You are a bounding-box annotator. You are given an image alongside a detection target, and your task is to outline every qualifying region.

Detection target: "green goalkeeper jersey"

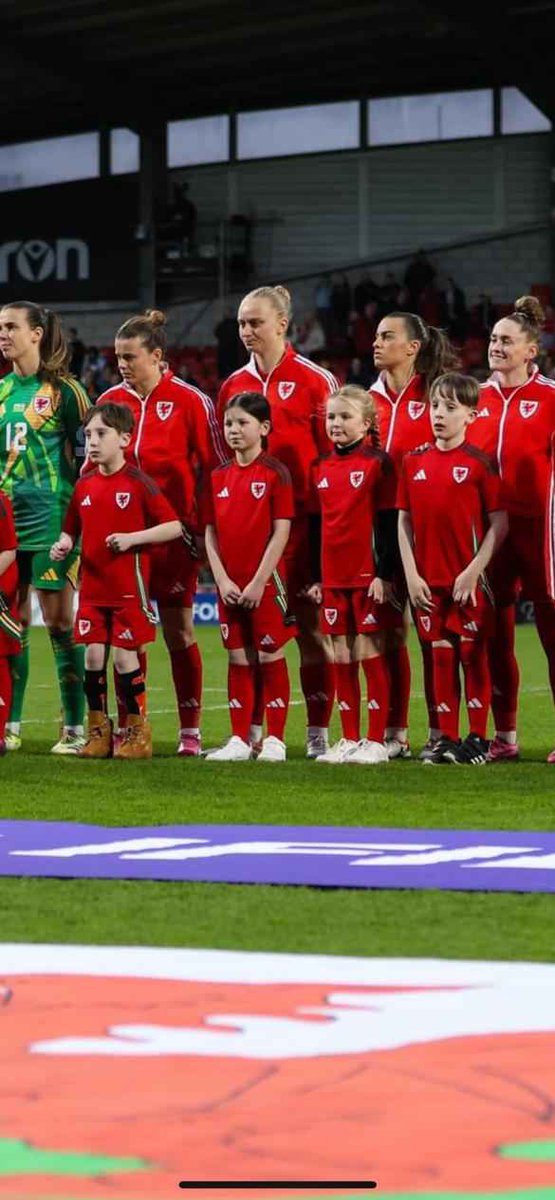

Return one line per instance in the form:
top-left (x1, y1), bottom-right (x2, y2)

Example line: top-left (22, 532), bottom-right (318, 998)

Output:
top-left (0, 371), bottom-right (91, 551)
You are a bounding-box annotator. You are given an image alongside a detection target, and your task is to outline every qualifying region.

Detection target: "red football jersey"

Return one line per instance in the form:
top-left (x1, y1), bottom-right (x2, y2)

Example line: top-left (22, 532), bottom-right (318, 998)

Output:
top-left (370, 372), bottom-right (432, 471)
top-left (311, 443), bottom-right (396, 587)
top-left (467, 366), bottom-right (555, 517)
top-left (63, 464), bottom-right (177, 605)
top-left (0, 489), bottom-right (17, 598)
top-left (98, 371), bottom-right (226, 528)
top-left (218, 344), bottom-right (337, 508)
top-left (397, 442), bottom-right (502, 587)
top-left (207, 453), bottom-right (294, 587)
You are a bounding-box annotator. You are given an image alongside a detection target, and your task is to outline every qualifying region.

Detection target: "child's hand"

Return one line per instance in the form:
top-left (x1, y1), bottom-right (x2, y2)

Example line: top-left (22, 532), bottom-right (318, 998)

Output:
top-left (106, 532), bottom-right (135, 554)
top-left (453, 566), bottom-right (479, 606)
top-left (368, 577), bottom-right (392, 604)
top-left (304, 583), bottom-right (322, 604)
top-left (50, 533), bottom-right (73, 561)
top-left (238, 580), bottom-right (265, 609)
top-left (219, 575), bottom-right (241, 605)
top-left (408, 574), bottom-right (434, 612)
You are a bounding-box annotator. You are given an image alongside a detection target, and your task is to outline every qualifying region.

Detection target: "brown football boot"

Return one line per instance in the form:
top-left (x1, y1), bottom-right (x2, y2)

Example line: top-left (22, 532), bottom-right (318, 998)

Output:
top-left (79, 711), bottom-right (113, 759)
top-left (114, 714), bottom-right (152, 759)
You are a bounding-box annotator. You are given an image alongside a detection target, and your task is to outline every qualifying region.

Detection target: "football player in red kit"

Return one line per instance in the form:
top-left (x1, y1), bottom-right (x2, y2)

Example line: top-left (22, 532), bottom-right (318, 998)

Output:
top-left (468, 295), bottom-right (555, 762)
top-left (98, 309), bottom-right (226, 755)
top-left (52, 405), bottom-right (181, 758)
top-left (398, 374), bottom-right (507, 765)
top-left (205, 392), bottom-right (296, 762)
top-left (371, 312), bottom-right (460, 760)
top-left (0, 490), bottom-right (21, 754)
top-left (307, 386), bottom-right (401, 764)
top-left (218, 285), bottom-right (337, 759)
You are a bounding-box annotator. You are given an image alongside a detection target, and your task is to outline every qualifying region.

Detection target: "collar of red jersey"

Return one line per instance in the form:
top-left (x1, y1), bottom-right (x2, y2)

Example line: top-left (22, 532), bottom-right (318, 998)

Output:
top-left (371, 370), bottom-right (423, 403)
top-left (245, 344), bottom-right (295, 381)
top-left (488, 363), bottom-right (540, 395)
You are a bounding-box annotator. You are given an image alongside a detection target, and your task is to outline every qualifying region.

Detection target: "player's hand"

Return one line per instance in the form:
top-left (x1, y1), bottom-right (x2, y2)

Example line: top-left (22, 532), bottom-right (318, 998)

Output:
top-left (238, 580), bottom-right (265, 609)
top-left (368, 577), bottom-right (392, 604)
top-left (50, 534), bottom-right (73, 561)
top-left (453, 567), bottom-right (479, 607)
top-left (408, 574), bottom-right (434, 612)
top-left (304, 583), bottom-right (322, 604)
top-left (219, 576), bottom-right (241, 605)
top-left (106, 532), bottom-right (135, 554)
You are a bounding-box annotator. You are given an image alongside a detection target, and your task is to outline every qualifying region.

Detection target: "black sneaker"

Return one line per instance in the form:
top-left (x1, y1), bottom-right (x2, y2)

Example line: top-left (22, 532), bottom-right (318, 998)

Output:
top-left (445, 733), bottom-right (489, 765)
top-left (422, 736), bottom-right (461, 764)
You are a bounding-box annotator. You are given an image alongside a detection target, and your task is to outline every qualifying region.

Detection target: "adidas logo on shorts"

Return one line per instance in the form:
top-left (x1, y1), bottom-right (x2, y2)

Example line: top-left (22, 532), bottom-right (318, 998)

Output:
top-left (463, 621), bottom-right (479, 632)
top-left (118, 629), bottom-right (133, 640)
top-left (260, 635), bottom-right (275, 646)
top-left (362, 613), bottom-right (377, 625)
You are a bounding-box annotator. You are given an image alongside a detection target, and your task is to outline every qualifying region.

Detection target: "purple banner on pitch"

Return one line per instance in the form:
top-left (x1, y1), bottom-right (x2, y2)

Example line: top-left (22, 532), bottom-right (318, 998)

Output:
top-left (0, 821), bottom-right (554, 891)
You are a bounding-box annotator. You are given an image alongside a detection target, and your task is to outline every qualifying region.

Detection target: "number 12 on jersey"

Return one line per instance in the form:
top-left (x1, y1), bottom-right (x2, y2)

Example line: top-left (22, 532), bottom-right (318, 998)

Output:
top-left (5, 422), bottom-right (28, 453)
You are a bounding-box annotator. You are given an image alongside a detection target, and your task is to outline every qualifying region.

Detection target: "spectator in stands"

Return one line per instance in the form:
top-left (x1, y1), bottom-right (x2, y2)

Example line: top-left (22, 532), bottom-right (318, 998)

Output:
top-left (379, 271), bottom-right (403, 314)
top-left (82, 346), bottom-right (107, 389)
top-left (474, 293), bottom-right (496, 336)
top-left (330, 274), bottom-right (352, 341)
top-left (346, 354), bottom-right (375, 389)
top-left (168, 181), bottom-right (197, 253)
top-left (418, 281), bottom-right (446, 328)
top-left (177, 359), bottom-right (202, 390)
top-left (315, 276), bottom-right (333, 342)
top-left (296, 312), bottom-right (326, 358)
top-left (404, 249), bottom-right (436, 308)
top-left (97, 364), bottom-right (120, 394)
top-left (68, 327), bottom-right (86, 378)
top-left (441, 276), bottom-right (468, 341)
top-left (354, 274), bottom-right (380, 315)
top-left (82, 368), bottom-right (100, 404)
top-left (214, 307), bottom-right (246, 380)
top-left (541, 303), bottom-right (555, 353)
top-left (349, 300), bottom-right (379, 363)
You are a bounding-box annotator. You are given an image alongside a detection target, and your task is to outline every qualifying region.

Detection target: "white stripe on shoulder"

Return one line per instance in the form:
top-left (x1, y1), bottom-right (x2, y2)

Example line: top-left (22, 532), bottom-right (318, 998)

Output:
top-left (537, 374), bottom-right (555, 389)
top-left (293, 354), bottom-right (338, 391)
top-left (171, 375), bottom-right (226, 461)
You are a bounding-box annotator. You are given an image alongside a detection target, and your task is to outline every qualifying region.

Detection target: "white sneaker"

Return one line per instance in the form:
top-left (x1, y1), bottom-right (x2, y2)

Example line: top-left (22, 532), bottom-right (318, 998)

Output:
top-left (385, 737), bottom-right (412, 760)
top-left (346, 738), bottom-right (389, 765)
top-left (257, 736), bottom-right (287, 762)
top-left (316, 738), bottom-right (358, 763)
top-left (50, 730), bottom-right (87, 755)
top-left (5, 730), bottom-right (22, 752)
top-left (204, 736), bottom-right (252, 762)
top-left (306, 733), bottom-right (329, 759)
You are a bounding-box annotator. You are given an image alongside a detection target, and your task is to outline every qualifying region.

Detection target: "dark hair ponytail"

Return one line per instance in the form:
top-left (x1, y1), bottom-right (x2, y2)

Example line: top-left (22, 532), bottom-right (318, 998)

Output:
top-left (2, 301), bottom-right (69, 383)
top-left (116, 308), bottom-right (168, 354)
top-left (389, 311), bottom-right (460, 392)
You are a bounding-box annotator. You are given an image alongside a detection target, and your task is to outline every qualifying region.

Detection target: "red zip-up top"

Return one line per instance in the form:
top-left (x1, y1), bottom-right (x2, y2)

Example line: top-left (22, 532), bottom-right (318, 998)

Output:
top-left (99, 371), bottom-right (226, 529)
top-left (467, 366), bottom-right (555, 517)
top-left (218, 344), bottom-right (337, 509)
top-left (369, 372), bottom-right (432, 472)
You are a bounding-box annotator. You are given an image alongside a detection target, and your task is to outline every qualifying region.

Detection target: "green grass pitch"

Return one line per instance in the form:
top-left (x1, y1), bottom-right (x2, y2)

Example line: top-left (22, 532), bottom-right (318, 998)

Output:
top-left (1, 625), bottom-right (554, 962)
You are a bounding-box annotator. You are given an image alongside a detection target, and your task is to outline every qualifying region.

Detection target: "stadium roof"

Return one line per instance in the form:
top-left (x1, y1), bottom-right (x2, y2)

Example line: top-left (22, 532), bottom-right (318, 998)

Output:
top-left (2, 0), bottom-right (555, 146)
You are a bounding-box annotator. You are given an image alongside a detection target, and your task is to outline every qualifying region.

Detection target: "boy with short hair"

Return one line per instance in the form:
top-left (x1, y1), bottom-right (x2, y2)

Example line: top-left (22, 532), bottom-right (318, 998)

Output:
top-left (51, 403), bottom-right (181, 759)
top-left (397, 372), bottom-right (508, 764)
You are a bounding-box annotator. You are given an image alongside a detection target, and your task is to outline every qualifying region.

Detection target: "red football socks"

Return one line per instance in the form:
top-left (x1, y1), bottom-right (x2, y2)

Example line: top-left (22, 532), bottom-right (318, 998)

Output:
top-left (385, 645), bottom-right (410, 732)
top-left (431, 645), bottom-right (461, 740)
top-left (421, 640), bottom-right (439, 736)
top-left (361, 653), bottom-right (389, 742)
top-left (488, 605), bottom-right (519, 733)
top-left (228, 663), bottom-right (255, 741)
top-left (170, 643), bottom-right (202, 731)
top-left (460, 639), bottom-right (490, 739)
top-left (261, 658), bottom-right (290, 740)
top-left (334, 661), bottom-right (361, 740)
top-left (534, 601), bottom-right (555, 705)
top-left (300, 661), bottom-right (336, 730)
top-left (0, 657), bottom-right (12, 739)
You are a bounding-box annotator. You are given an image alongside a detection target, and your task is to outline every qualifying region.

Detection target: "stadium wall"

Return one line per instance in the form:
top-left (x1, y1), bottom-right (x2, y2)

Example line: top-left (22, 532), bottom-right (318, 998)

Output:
top-left (53, 133), bottom-right (549, 344)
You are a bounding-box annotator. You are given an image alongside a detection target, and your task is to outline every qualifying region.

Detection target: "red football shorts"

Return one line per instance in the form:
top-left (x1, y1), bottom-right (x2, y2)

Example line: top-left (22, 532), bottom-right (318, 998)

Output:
top-left (414, 585), bottom-right (494, 644)
top-left (491, 513), bottom-right (550, 605)
top-left (320, 586), bottom-right (405, 636)
top-left (74, 602), bottom-right (157, 648)
top-left (149, 538), bottom-right (198, 609)
top-left (218, 576), bottom-right (297, 653)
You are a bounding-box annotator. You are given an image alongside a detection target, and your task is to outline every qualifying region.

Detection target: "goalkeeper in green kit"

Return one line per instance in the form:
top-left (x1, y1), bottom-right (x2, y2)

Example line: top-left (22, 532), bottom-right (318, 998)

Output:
top-left (0, 301), bottom-right (91, 752)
